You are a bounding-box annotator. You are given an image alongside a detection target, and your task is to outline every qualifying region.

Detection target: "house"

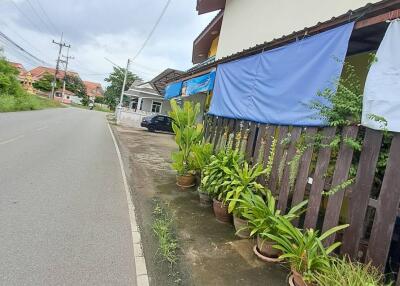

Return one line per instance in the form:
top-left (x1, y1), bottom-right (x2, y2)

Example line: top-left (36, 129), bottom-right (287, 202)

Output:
top-left (117, 68), bottom-right (183, 128)
top-left (165, 0), bottom-right (400, 119)
top-left (30, 66), bottom-right (79, 82)
top-left (83, 81), bottom-right (104, 101)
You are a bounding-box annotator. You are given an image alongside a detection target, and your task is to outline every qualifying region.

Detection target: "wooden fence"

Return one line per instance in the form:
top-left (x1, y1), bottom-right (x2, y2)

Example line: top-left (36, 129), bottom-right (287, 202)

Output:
top-left (204, 115), bottom-right (400, 283)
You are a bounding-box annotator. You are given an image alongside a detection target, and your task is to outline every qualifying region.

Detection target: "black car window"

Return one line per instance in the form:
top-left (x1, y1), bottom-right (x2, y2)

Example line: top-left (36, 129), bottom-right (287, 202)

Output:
top-left (155, 116), bottom-right (165, 122)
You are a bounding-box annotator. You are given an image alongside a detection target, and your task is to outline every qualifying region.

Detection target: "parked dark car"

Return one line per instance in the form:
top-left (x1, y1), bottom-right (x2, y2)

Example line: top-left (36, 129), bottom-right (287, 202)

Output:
top-left (141, 115), bottom-right (174, 133)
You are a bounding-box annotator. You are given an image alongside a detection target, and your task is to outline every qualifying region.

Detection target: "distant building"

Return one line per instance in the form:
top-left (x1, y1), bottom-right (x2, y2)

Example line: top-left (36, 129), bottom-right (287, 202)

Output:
top-left (83, 81), bottom-right (104, 101)
top-left (29, 66), bottom-right (79, 82)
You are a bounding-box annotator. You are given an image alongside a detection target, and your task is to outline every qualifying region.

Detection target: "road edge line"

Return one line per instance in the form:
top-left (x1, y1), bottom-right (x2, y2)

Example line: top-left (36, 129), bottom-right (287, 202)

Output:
top-left (107, 123), bottom-right (149, 286)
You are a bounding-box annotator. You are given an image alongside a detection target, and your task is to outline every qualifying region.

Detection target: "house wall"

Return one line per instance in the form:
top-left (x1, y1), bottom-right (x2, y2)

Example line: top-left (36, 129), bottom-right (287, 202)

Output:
top-left (216, 0), bottom-right (381, 60)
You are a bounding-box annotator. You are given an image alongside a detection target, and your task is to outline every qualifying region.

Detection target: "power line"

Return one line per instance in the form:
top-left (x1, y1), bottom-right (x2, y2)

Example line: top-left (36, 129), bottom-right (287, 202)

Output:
top-left (131, 0), bottom-right (172, 61)
top-left (32, 0), bottom-right (59, 35)
top-left (0, 30), bottom-right (50, 65)
top-left (0, 19), bottom-right (51, 62)
top-left (10, 0), bottom-right (46, 35)
top-left (25, 0), bottom-right (56, 37)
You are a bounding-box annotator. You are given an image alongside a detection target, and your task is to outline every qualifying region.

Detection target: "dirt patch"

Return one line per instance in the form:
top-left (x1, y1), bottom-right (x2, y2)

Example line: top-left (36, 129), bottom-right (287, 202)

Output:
top-left (112, 125), bottom-right (289, 286)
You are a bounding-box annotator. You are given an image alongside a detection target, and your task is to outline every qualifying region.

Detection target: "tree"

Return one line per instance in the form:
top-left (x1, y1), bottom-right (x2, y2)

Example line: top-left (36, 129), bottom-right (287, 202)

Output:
top-left (104, 66), bottom-right (140, 110)
top-left (32, 73), bottom-right (59, 92)
top-left (65, 74), bottom-right (87, 104)
top-left (0, 56), bottom-right (22, 96)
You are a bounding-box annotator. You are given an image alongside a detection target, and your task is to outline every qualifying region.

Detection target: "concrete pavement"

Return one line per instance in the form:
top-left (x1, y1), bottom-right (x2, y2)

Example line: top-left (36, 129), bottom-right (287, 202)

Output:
top-left (0, 108), bottom-right (138, 285)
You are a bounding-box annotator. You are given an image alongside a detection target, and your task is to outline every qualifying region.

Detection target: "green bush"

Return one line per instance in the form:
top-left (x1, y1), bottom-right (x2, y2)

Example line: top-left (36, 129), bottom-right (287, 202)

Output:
top-left (310, 256), bottom-right (389, 286)
top-left (0, 56), bottom-right (61, 112)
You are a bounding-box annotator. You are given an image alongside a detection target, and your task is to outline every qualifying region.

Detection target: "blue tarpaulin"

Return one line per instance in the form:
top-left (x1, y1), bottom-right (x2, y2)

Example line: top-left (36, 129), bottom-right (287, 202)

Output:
top-left (209, 22), bottom-right (355, 126)
top-left (164, 81), bottom-right (183, 100)
top-left (185, 70), bottom-right (216, 96)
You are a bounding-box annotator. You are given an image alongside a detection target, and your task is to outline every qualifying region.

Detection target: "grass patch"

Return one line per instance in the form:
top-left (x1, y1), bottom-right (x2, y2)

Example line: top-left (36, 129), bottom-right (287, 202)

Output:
top-left (152, 203), bottom-right (178, 266)
top-left (0, 94), bottom-right (63, 112)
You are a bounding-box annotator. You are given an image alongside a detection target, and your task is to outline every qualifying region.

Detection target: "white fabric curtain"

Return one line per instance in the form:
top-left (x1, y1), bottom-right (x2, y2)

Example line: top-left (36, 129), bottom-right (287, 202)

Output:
top-left (362, 20), bottom-right (400, 131)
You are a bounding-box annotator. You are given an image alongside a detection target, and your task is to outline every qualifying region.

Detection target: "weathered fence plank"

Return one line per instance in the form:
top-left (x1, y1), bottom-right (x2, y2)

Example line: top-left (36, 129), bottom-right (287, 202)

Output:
top-left (304, 127), bottom-right (337, 230)
top-left (253, 124), bottom-right (266, 163)
top-left (277, 127), bottom-right (303, 211)
top-left (213, 117), bottom-right (224, 151)
top-left (322, 126), bottom-right (359, 246)
top-left (269, 126), bottom-right (289, 195)
top-left (291, 127), bottom-right (318, 227)
top-left (341, 129), bottom-right (383, 258)
top-left (245, 122), bottom-right (257, 161)
top-left (367, 133), bottom-right (400, 269)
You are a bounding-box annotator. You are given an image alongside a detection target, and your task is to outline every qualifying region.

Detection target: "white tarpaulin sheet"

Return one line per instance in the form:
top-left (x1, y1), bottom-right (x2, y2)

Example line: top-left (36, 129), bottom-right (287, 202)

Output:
top-left (362, 20), bottom-right (400, 131)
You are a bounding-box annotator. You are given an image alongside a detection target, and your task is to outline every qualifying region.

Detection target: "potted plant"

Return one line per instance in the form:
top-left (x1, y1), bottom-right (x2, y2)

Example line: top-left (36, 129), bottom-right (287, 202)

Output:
top-left (169, 100), bottom-right (203, 188)
top-left (225, 162), bottom-right (268, 238)
top-left (202, 148), bottom-right (244, 223)
top-left (191, 142), bottom-right (214, 202)
top-left (309, 256), bottom-right (389, 286)
top-left (266, 215), bottom-right (349, 286)
top-left (238, 190), bottom-right (307, 260)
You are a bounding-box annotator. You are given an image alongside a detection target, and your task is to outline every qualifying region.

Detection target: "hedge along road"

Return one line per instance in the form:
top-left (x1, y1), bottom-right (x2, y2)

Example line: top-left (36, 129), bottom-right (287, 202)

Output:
top-left (0, 108), bottom-right (139, 286)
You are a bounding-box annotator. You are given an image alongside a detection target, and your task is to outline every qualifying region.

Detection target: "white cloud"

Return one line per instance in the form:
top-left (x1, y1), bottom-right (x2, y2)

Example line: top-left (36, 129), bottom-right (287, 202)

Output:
top-left (0, 0), bottom-right (217, 86)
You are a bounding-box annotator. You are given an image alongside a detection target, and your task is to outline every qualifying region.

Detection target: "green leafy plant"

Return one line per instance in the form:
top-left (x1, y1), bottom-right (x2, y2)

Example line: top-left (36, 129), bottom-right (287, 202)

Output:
top-left (169, 100), bottom-right (203, 176)
top-left (266, 215), bottom-right (349, 282)
top-left (223, 162), bottom-right (267, 214)
top-left (310, 256), bottom-right (390, 286)
top-left (237, 190), bottom-right (307, 239)
top-left (201, 148), bottom-right (244, 201)
top-left (190, 142), bottom-right (213, 174)
top-left (309, 62), bottom-right (363, 127)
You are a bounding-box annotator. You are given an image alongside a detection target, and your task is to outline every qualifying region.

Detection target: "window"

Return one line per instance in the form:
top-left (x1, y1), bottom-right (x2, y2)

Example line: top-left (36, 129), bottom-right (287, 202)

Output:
top-left (151, 101), bottom-right (162, 113)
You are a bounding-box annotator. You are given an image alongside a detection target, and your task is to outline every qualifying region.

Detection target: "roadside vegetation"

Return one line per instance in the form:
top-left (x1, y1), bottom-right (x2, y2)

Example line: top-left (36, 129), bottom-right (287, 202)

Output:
top-left (0, 55), bottom-right (62, 112)
top-left (152, 201), bottom-right (182, 284)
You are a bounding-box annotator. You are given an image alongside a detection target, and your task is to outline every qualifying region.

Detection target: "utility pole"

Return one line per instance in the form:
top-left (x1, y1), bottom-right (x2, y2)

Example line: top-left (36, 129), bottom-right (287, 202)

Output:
top-left (61, 47), bottom-right (74, 100)
top-left (50, 33), bottom-right (70, 99)
top-left (117, 59), bottom-right (130, 112)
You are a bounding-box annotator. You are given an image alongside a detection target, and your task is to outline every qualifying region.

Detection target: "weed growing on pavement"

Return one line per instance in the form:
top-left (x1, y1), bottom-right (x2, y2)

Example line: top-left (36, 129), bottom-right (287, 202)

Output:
top-left (152, 203), bottom-right (178, 266)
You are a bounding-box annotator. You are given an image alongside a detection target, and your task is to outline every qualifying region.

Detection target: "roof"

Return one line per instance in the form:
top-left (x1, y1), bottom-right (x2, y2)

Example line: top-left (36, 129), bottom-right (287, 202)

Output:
top-left (30, 66), bottom-right (79, 80)
top-left (83, 81), bottom-right (104, 98)
top-left (196, 0), bottom-right (225, 15)
top-left (9, 62), bottom-right (26, 73)
top-left (192, 10), bottom-right (223, 64)
top-left (171, 0), bottom-right (400, 83)
top-left (149, 68), bottom-right (184, 95)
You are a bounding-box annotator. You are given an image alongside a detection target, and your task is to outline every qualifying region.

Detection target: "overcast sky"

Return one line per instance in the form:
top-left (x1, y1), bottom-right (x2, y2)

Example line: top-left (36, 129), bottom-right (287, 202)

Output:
top-left (0, 0), bottom-right (216, 86)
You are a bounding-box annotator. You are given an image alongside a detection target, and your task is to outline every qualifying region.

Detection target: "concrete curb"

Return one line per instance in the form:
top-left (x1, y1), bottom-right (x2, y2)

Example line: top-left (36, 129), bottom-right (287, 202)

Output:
top-left (107, 123), bottom-right (149, 286)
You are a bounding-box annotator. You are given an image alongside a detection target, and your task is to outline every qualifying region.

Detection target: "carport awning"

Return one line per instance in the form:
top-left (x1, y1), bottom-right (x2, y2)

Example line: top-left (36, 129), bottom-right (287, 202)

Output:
top-left (164, 70), bottom-right (216, 100)
top-left (164, 81), bottom-right (183, 100)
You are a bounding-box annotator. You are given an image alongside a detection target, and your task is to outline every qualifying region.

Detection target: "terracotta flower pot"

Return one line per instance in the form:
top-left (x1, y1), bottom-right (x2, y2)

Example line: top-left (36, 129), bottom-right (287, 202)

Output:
top-left (256, 236), bottom-right (281, 258)
top-left (198, 189), bottom-right (212, 207)
top-left (233, 215), bottom-right (251, 238)
top-left (213, 199), bottom-right (232, 224)
top-left (176, 174), bottom-right (195, 189)
top-left (291, 269), bottom-right (310, 286)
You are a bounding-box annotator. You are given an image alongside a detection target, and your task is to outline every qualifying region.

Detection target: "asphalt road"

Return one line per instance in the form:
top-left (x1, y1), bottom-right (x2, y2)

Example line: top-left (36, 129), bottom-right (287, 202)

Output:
top-left (0, 108), bottom-right (137, 286)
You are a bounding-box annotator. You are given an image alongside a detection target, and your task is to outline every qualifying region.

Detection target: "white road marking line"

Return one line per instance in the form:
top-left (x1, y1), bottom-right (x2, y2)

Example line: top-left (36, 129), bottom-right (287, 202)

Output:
top-left (107, 123), bottom-right (149, 286)
top-left (0, 134), bottom-right (25, 145)
top-left (36, 126), bottom-right (48, 131)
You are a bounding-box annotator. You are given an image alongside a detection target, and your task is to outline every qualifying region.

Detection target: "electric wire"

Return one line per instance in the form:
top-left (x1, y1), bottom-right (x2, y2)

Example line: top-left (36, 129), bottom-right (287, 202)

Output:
top-left (25, 0), bottom-right (57, 37)
top-left (32, 0), bottom-right (59, 35)
top-left (131, 0), bottom-right (172, 61)
top-left (0, 30), bottom-right (50, 65)
top-left (10, 0), bottom-right (46, 35)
